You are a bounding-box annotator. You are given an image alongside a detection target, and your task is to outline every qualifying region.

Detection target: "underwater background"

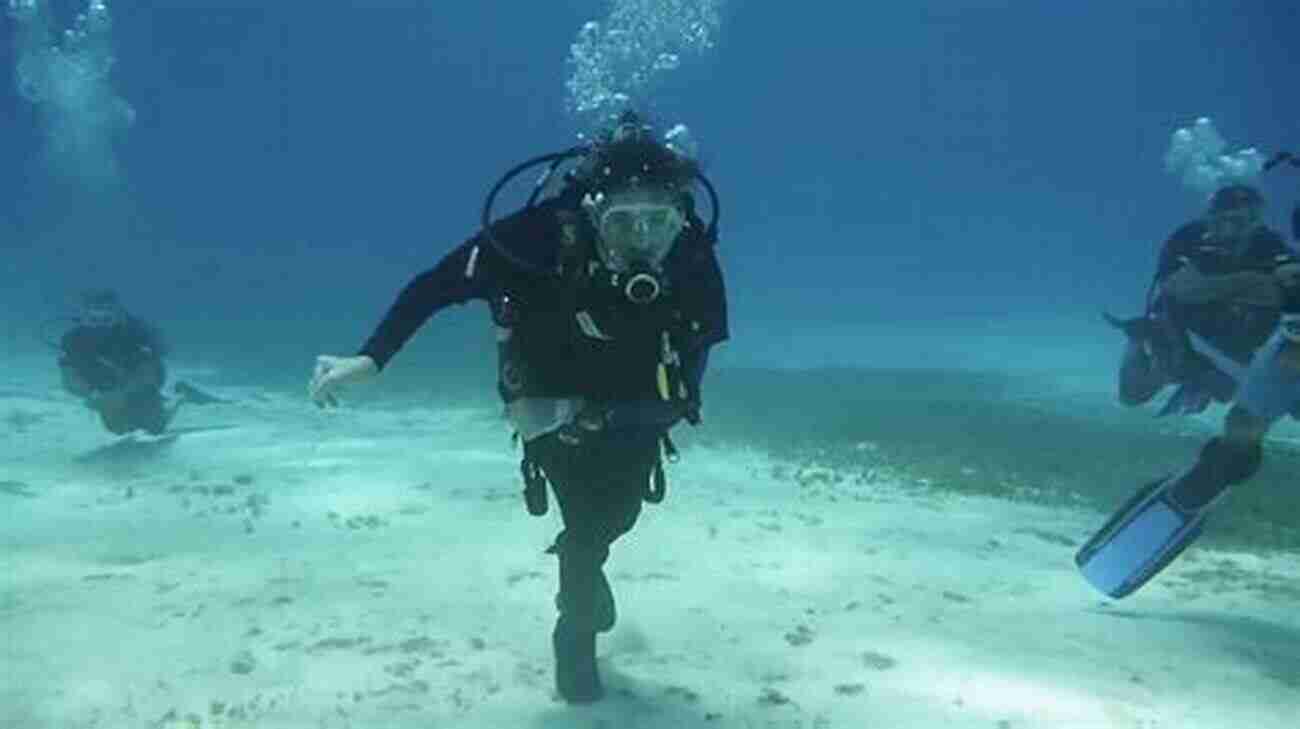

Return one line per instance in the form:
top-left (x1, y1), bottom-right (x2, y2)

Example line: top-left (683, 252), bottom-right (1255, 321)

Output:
top-left (2, 2), bottom-right (1298, 727)
top-left (4, 2), bottom-right (1297, 362)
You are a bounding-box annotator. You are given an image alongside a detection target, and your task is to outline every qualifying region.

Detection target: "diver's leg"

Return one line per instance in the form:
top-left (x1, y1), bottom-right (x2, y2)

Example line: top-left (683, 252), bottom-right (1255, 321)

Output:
top-left (1076, 402), bottom-right (1267, 597)
top-left (98, 405), bottom-right (132, 435)
top-left (92, 392), bottom-right (136, 435)
top-left (1077, 336), bottom-right (1293, 597)
top-left (546, 430), bottom-right (658, 629)
top-left (1167, 409), bottom-right (1264, 511)
top-left (1168, 330), bottom-right (1297, 509)
top-left (530, 430), bottom-right (660, 703)
top-left (528, 434), bottom-right (605, 703)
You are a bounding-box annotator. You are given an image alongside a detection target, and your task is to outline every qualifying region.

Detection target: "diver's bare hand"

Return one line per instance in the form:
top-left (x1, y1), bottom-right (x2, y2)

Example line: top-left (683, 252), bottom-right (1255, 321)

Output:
top-left (309, 355), bottom-right (377, 408)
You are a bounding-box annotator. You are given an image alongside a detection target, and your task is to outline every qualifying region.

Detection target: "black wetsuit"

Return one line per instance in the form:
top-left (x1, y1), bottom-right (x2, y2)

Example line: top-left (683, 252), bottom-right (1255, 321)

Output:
top-left (59, 317), bottom-right (170, 435)
top-left (1153, 222), bottom-right (1291, 363)
top-left (356, 196), bottom-right (728, 700)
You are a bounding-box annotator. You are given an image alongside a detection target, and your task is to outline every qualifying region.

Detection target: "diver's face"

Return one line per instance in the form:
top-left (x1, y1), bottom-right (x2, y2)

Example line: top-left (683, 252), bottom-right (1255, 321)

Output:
top-left (587, 186), bottom-right (686, 271)
top-left (1208, 206), bottom-right (1261, 250)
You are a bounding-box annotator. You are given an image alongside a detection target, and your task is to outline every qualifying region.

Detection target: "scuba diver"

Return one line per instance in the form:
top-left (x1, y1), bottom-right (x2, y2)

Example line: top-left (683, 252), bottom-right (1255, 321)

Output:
top-left (56, 290), bottom-right (181, 436)
top-left (1079, 155), bottom-right (1300, 599)
top-left (1105, 184), bottom-right (1293, 416)
top-left (307, 111), bottom-right (729, 704)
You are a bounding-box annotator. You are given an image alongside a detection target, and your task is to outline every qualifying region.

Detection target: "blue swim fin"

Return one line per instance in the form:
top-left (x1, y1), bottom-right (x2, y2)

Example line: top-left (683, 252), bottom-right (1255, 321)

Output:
top-left (1075, 475), bottom-right (1209, 599)
top-left (1076, 436), bottom-right (1257, 598)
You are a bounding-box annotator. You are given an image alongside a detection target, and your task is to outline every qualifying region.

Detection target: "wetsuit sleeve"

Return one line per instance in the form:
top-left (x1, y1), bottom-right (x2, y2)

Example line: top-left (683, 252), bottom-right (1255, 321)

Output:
top-left (356, 204), bottom-right (561, 370)
top-left (356, 241), bottom-right (492, 370)
top-left (1155, 224), bottom-right (1201, 280)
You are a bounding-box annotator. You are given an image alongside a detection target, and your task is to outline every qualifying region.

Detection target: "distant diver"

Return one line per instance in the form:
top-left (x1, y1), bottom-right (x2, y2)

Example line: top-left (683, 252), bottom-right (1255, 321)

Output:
top-left (1104, 184), bottom-right (1291, 417)
top-left (1081, 178), bottom-right (1300, 598)
top-left (308, 111), bottom-right (729, 704)
top-left (55, 290), bottom-right (221, 436)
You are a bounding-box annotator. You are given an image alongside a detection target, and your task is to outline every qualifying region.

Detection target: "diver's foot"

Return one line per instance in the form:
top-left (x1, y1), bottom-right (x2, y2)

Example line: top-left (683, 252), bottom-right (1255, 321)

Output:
top-left (554, 621), bottom-right (603, 704)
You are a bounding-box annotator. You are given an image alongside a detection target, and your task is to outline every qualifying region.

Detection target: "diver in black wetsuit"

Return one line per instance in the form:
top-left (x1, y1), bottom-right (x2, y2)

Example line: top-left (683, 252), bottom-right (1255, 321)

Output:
top-left (1079, 184), bottom-right (1300, 599)
top-left (58, 290), bottom-right (179, 435)
top-left (308, 112), bottom-right (729, 704)
top-left (1107, 185), bottom-right (1295, 416)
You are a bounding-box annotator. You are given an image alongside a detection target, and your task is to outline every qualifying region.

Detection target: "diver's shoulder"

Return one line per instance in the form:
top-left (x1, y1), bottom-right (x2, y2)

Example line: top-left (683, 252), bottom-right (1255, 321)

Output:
top-left (1251, 226), bottom-right (1288, 247)
top-left (469, 198), bottom-right (573, 277)
top-left (485, 197), bottom-right (571, 240)
top-left (1169, 220), bottom-right (1208, 243)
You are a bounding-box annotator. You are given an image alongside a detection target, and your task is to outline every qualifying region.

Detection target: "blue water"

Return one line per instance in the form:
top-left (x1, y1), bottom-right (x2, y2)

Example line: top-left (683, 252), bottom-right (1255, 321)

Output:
top-left (3, 2), bottom-right (1295, 360)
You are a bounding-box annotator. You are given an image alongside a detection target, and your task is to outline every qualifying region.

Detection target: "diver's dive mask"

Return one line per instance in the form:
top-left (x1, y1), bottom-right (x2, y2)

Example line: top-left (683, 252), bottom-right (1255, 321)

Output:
top-left (598, 201), bottom-right (685, 266)
top-left (583, 190), bottom-right (687, 303)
